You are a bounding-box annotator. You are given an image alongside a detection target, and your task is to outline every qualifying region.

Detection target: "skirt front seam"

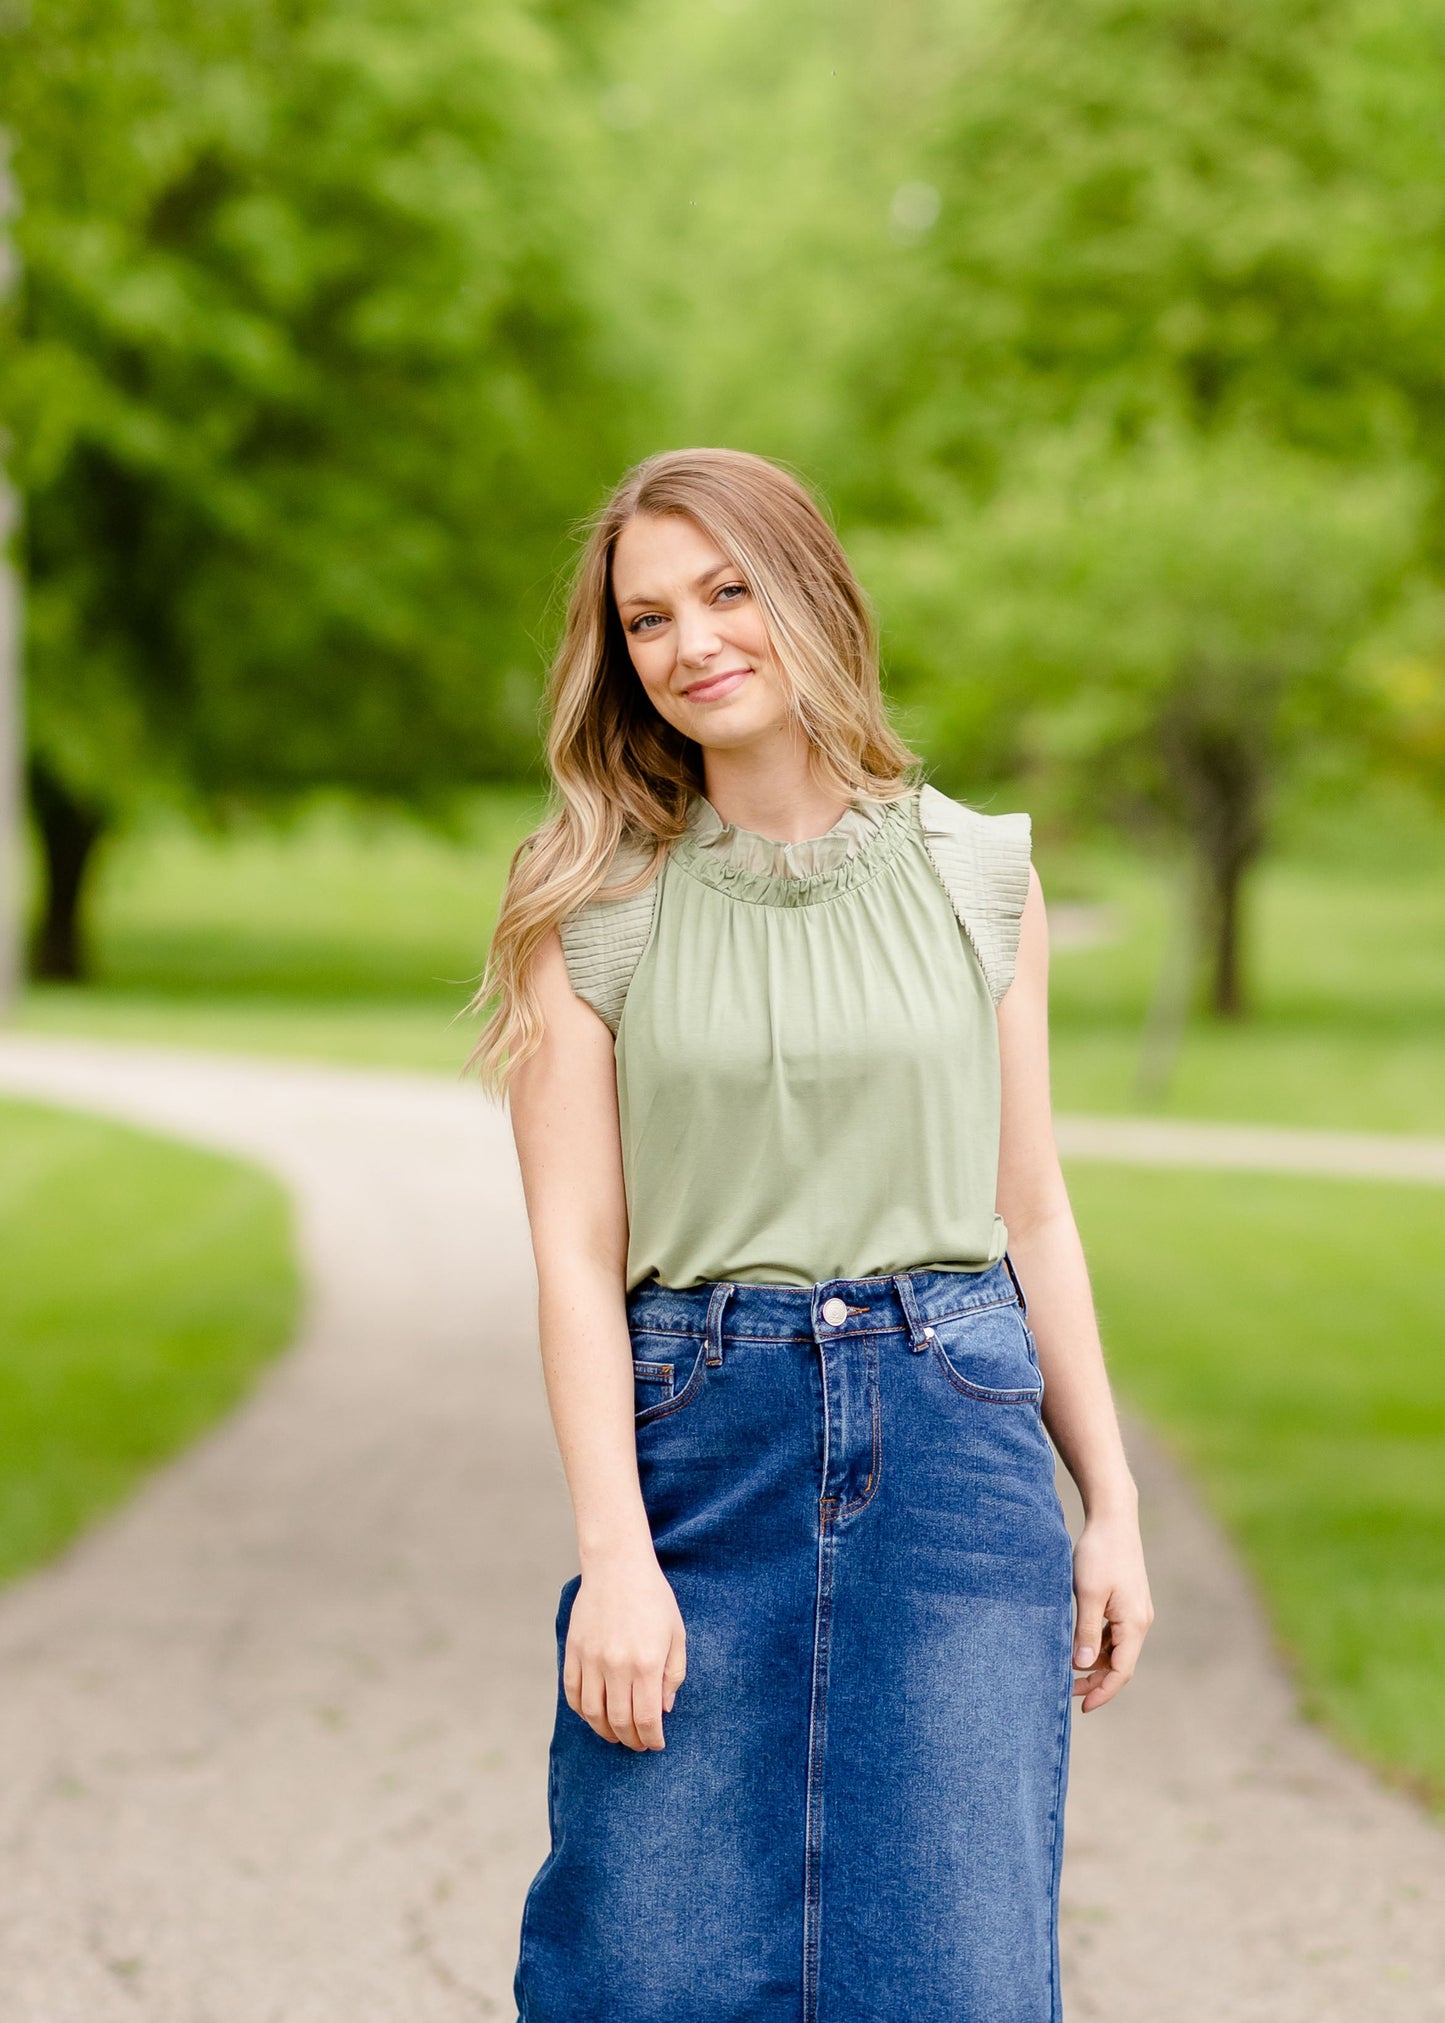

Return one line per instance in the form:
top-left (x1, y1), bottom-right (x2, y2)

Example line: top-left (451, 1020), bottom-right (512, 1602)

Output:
top-left (802, 1513), bottom-right (835, 2023)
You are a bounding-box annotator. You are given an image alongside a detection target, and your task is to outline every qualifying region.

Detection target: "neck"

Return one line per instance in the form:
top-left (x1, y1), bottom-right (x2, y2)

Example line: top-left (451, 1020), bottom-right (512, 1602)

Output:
top-left (700, 729), bottom-right (851, 844)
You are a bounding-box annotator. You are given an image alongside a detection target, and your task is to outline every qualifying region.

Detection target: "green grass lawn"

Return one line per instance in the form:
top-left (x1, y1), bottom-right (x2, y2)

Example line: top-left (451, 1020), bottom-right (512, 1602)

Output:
top-left (0, 1097), bottom-right (301, 1585)
top-left (18, 787), bottom-right (546, 1074)
top-left (16, 779), bottom-right (1444, 1127)
top-left (1069, 1159), bottom-right (1445, 1813)
top-left (1044, 816), bottom-right (1445, 1134)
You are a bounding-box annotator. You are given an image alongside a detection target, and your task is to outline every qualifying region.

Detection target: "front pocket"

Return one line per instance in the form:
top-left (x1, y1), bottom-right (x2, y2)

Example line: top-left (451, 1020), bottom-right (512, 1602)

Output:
top-left (630, 1329), bottom-right (707, 1425)
top-left (926, 1300), bottom-right (1044, 1405)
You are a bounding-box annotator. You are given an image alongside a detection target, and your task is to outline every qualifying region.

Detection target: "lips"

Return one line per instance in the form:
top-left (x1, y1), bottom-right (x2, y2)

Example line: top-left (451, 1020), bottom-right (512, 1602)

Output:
top-left (682, 667), bottom-right (751, 703)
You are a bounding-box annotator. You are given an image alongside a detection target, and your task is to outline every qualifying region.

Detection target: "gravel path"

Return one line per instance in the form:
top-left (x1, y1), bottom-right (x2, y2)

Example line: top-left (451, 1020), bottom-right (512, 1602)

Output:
top-left (0, 1033), bottom-right (1441, 2021)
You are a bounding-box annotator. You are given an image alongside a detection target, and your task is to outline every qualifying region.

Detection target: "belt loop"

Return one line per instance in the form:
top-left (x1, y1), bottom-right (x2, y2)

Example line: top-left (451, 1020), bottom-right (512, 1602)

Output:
top-left (1001, 1250), bottom-right (1029, 1320)
top-left (892, 1272), bottom-right (932, 1354)
top-left (705, 1282), bottom-right (733, 1367)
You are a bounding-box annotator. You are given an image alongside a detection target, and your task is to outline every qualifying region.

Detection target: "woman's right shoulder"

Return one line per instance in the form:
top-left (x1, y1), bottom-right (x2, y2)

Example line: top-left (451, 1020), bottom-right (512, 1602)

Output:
top-left (557, 829), bottom-right (666, 1036)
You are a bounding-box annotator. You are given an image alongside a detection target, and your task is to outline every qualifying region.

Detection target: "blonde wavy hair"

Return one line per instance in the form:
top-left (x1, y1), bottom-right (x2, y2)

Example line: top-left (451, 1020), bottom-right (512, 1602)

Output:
top-left (467, 447), bottom-right (922, 1096)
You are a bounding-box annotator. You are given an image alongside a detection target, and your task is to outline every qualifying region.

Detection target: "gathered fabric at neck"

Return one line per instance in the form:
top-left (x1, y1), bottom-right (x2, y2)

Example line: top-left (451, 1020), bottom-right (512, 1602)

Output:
top-left (674, 791), bottom-right (909, 906)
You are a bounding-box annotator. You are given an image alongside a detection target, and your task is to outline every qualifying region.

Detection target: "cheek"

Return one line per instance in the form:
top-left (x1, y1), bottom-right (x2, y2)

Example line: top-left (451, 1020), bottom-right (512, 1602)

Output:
top-left (733, 604), bottom-right (773, 660)
top-left (626, 632), bottom-right (672, 689)
top-left (628, 643), bottom-right (685, 721)
top-left (748, 666), bottom-right (793, 727)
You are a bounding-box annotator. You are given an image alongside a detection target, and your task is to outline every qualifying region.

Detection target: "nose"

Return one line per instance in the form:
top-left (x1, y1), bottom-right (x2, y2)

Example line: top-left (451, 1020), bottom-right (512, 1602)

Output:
top-left (675, 603), bottom-right (723, 668)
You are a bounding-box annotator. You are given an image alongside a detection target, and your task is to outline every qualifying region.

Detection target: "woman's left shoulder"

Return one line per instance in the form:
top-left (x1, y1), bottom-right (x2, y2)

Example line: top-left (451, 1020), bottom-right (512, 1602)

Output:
top-left (914, 782), bottom-right (1033, 1004)
top-left (916, 780), bottom-right (1031, 852)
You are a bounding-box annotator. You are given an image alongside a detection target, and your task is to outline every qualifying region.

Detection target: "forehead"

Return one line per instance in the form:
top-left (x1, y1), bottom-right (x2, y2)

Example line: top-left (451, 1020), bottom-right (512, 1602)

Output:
top-left (612, 512), bottom-right (733, 601)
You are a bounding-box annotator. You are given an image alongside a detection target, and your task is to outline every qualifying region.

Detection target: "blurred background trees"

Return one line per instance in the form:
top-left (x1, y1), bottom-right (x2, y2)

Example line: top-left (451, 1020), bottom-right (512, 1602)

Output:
top-left (2, 0), bottom-right (619, 978)
top-left (844, 0), bottom-right (1445, 1012)
top-left (3, 0), bottom-right (1445, 1815)
top-left (3, 0), bottom-right (1444, 1000)
top-left (859, 435), bottom-right (1420, 1016)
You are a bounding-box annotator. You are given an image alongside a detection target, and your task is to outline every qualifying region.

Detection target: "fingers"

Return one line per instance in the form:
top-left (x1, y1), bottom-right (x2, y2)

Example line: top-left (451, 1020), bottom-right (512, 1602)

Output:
top-left (606, 1668), bottom-right (645, 1752)
top-left (633, 1672), bottom-right (666, 1752)
top-left (574, 1662), bottom-right (621, 1746)
top-left (1071, 1616), bottom-right (1115, 1709)
top-left (567, 1648), bottom-right (676, 1751)
top-left (1073, 1607), bottom-right (1154, 1713)
top-left (1073, 1587), bottom-right (1107, 1678)
top-left (662, 1631), bottom-right (687, 1715)
top-left (565, 1638), bottom-right (621, 1746)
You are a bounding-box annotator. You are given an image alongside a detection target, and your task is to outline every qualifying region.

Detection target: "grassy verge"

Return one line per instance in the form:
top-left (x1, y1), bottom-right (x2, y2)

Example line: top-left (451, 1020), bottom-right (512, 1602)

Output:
top-left (1068, 1159), bottom-right (1445, 1813)
top-left (21, 991), bottom-right (476, 1073)
top-left (1044, 809), bottom-right (1445, 1134)
top-left (15, 782), bottom-right (1445, 1130)
top-left (0, 1097), bottom-right (301, 1585)
top-left (18, 787), bottom-right (544, 1076)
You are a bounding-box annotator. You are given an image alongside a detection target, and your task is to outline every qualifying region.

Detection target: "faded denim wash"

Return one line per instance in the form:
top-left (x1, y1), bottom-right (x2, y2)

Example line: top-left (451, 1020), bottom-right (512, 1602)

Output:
top-left (514, 1257), bottom-right (1075, 2023)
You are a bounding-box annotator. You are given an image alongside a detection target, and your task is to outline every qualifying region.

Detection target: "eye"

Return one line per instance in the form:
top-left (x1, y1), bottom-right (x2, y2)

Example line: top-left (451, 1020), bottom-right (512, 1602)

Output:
top-left (627, 612), bottom-right (666, 634)
top-left (715, 581), bottom-right (748, 603)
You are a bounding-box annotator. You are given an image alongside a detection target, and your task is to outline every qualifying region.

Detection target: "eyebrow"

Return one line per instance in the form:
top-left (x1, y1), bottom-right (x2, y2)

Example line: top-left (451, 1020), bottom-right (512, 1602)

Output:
top-left (614, 561), bottom-right (736, 611)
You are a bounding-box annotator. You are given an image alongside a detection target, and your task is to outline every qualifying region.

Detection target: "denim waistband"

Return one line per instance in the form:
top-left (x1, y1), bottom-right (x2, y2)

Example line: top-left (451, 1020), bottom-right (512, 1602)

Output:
top-left (626, 1254), bottom-right (1026, 1344)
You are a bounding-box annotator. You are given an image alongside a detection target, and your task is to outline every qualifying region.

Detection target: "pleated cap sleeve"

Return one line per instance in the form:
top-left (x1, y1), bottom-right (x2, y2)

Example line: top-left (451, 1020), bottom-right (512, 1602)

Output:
top-left (916, 783), bottom-right (1033, 1004)
top-left (557, 832), bottom-right (663, 1036)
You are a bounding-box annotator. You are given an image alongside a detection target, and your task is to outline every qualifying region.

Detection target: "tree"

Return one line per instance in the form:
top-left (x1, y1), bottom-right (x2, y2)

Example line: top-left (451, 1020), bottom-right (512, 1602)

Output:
top-left (853, 0), bottom-right (1445, 513)
top-left (1, 0), bottom-right (620, 977)
top-left (859, 431), bottom-right (1421, 1014)
top-left (828, 0), bottom-right (1445, 1017)
top-left (0, 143), bottom-right (19, 1012)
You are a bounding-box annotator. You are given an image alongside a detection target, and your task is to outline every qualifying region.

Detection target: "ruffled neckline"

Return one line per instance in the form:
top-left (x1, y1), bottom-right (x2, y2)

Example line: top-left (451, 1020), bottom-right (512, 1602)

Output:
top-left (673, 789), bottom-right (914, 906)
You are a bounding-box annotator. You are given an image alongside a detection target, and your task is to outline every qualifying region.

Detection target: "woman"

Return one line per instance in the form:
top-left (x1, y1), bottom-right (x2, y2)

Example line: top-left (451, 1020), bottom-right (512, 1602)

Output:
top-left (472, 447), bottom-right (1153, 2023)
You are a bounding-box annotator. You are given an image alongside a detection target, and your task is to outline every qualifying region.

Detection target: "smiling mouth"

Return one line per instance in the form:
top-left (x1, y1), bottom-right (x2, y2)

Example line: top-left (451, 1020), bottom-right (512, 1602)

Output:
top-left (682, 667), bottom-right (752, 700)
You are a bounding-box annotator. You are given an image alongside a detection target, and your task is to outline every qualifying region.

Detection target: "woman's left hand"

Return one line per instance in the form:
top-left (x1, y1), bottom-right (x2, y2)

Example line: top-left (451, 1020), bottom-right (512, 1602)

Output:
top-left (1071, 1510), bottom-right (1154, 1713)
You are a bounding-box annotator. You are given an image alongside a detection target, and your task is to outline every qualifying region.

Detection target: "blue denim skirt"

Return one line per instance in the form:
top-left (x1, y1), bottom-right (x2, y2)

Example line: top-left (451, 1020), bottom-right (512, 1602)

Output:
top-left (514, 1257), bottom-right (1075, 2023)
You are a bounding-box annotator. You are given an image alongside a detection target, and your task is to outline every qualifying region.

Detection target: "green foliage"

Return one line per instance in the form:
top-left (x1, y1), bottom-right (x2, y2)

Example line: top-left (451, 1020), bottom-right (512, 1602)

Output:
top-left (860, 435), bottom-right (1422, 1015)
top-left (864, 430), bottom-right (1420, 816)
top-left (0, 1095), bottom-right (299, 1581)
top-left (562, 0), bottom-right (1445, 980)
top-left (1072, 1161), bottom-right (1445, 1811)
top-left (7, 0), bottom-right (1445, 997)
top-left (2, 0), bottom-right (617, 813)
top-left (568, 0), bottom-right (963, 485)
top-left (865, 0), bottom-right (1445, 502)
top-left (830, 0), bottom-right (1445, 1007)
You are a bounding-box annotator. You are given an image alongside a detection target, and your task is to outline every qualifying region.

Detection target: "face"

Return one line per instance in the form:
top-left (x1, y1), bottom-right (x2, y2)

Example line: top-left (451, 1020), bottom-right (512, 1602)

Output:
top-left (610, 512), bottom-right (793, 752)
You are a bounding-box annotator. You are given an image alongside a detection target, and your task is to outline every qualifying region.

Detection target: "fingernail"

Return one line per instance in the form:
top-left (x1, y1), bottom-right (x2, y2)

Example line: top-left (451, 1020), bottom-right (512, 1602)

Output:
top-left (1076, 1648), bottom-right (1095, 1666)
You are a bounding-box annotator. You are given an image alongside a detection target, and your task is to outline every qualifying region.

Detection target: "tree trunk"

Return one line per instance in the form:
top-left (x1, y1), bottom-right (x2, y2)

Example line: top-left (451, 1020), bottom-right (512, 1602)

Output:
top-left (1158, 689), bottom-right (1267, 1021)
top-left (27, 759), bottom-right (108, 982)
top-left (1197, 844), bottom-right (1249, 1019)
top-left (0, 490), bottom-right (20, 1015)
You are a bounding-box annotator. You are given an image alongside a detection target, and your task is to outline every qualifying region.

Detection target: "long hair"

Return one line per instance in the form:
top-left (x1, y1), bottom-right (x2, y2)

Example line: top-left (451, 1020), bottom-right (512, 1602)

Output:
top-left (467, 447), bottom-right (922, 1095)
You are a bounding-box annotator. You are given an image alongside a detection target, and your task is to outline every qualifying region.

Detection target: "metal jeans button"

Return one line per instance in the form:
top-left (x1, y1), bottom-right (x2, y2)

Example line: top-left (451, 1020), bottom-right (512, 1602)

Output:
top-left (821, 1296), bottom-right (849, 1326)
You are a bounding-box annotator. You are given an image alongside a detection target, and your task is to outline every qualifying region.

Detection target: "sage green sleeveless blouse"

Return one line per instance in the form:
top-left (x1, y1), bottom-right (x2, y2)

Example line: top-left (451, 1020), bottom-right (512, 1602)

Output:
top-left (561, 785), bottom-right (1031, 1292)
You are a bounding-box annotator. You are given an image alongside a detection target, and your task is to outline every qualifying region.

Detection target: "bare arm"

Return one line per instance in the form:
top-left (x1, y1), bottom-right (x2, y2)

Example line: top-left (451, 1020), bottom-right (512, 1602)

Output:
top-left (506, 928), bottom-right (685, 1752)
top-left (995, 867), bottom-right (1154, 1711)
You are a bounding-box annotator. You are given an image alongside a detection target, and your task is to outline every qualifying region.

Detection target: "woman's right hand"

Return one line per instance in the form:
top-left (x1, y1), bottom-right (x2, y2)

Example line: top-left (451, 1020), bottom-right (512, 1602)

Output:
top-left (563, 1551), bottom-right (688, 1751)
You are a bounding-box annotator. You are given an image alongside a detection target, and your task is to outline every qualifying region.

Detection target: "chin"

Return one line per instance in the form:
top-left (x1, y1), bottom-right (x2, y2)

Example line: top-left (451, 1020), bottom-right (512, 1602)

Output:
top-left (692, 716), bottom-right (785, 752)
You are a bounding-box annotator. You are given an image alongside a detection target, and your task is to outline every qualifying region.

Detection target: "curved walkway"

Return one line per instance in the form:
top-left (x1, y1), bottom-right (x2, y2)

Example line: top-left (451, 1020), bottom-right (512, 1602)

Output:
top-left (0, 1033), bottom-right (1441, 2021)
